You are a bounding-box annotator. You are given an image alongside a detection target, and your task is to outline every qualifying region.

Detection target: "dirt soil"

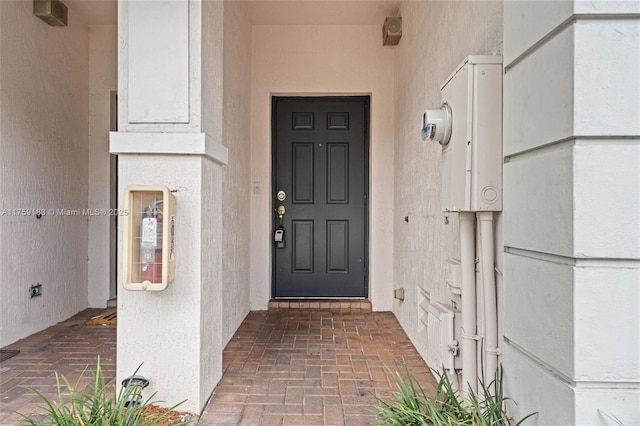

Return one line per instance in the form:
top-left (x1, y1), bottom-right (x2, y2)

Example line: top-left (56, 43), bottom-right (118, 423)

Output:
top-left (140, 405), bottom-right (197, 425)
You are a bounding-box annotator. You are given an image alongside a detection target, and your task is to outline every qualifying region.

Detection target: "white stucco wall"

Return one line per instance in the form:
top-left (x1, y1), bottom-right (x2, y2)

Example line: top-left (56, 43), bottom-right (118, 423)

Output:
top-left (0, 0), bottom-right (3, 338)
top-left (114, 0), bottom-right (226, 413)
top-left (202, 0), bottom-right (223, 144)
top-left (221, 1), bottom-right (252, 345)
top-left (117, 0), bottom-right (203, 134)
top-left (503, 1), bottom-right (640, 424)
top-left (0, 1), bottom-right (90, 346)
top-left (250, 25), bottom-right (395, 311)
top-left (87, 24), bottom-right (117, 308)
top-left (115, 155), bottom-right (223, 413)
top-left (392, 0), bottom-right (502, 363)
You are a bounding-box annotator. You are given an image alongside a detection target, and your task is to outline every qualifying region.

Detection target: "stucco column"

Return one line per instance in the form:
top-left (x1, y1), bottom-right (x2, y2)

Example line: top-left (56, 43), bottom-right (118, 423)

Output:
top-left (503, 1), bottom-right (640, 424)
top-left (109, 0), bottom-right (226, 413)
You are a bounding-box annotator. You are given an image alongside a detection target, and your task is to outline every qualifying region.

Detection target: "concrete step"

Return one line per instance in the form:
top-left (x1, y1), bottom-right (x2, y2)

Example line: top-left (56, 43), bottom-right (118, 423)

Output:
top-left (268, 299), bottom-right (371, 313)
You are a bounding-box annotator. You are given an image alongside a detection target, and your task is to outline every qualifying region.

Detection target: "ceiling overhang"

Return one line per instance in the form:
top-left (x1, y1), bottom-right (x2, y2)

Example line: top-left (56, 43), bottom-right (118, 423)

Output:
top-left (64, 0), bottom-right (401, 27)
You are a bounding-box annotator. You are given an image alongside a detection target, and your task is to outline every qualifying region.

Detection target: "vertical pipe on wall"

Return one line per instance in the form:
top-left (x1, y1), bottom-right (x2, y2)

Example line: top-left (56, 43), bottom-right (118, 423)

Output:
top-left (475, 224), bottom-right (485, 382)
top-left (459, 212), bottom-right (477, 393)
top-left (477, 211), bottom-right (498, 383)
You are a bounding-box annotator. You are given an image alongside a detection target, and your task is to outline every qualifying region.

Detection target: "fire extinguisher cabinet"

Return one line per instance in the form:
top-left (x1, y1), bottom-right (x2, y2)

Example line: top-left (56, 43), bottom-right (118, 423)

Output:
top-left (123, 185), bottom-right (176, 291)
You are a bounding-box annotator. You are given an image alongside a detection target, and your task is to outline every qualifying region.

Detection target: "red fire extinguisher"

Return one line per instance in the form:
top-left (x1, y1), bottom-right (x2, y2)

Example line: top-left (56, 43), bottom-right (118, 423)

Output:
top-left (140, 199), bottom-right (163, 283)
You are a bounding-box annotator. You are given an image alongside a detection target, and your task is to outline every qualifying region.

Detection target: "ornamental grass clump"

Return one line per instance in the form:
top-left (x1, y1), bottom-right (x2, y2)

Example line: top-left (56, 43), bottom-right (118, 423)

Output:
top-left (19, 360), bottom-right (194, 426)
top-left (373, 364), bottom-right (536, 426)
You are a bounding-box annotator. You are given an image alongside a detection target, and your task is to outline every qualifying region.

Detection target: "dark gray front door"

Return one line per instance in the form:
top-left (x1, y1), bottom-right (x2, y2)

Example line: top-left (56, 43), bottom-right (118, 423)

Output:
top-left (273, 97), bottom-right (369, 297)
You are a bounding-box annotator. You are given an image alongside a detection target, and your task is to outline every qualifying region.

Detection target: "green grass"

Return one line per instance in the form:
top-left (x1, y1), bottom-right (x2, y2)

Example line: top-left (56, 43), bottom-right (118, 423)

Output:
top-left (19, 359), bottom-right (193, 426)
top-left (372, 364), bottom-right (536, 426)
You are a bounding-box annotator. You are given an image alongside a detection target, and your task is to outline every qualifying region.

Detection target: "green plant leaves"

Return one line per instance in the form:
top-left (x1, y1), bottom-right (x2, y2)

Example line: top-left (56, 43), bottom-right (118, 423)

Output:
top-left (18, 358), bottom-right (193, 426)
top-left (372, 364), bottom-right (536, 426)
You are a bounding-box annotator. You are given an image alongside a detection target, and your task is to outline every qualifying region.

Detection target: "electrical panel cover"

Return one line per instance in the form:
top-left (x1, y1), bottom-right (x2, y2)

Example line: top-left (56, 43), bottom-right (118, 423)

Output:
top-left (440, 56), bottom-right (502, 212)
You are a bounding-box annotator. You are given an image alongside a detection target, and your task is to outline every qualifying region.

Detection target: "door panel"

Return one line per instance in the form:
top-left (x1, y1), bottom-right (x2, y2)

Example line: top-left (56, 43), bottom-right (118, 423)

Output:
top-left (327, 220), bottom-right (349, 273)
top-left (327, 143), bottom-right (349, 203)
top-left (293, 143), bottom-right (314, 203)
top-left (292, 220), bottom-right (314, 273)
top-left (273, 97), bottom-right (368, 298)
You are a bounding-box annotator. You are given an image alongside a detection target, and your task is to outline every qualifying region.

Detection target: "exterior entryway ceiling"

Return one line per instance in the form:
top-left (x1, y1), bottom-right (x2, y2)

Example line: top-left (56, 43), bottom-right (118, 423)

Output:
top-left (66, 0), bottom-right (117, 25)
top-left (246, 0), bottom-right (401, 25)
top-left (66, 0), bottom-right (401, 27)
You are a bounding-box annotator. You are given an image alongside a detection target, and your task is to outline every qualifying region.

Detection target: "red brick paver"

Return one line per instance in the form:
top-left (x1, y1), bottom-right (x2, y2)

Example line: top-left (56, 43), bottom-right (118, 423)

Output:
top-left (0, 309), bottom-right (436, 425)
top-left (0, 309), bottom-right (116, 425)
top-left (199, 310), bottom-right (436, 425)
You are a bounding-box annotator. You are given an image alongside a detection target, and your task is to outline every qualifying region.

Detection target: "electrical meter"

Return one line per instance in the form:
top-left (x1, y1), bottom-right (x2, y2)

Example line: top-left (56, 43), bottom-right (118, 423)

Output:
top-left (421, 103), bottom-right (452, 145)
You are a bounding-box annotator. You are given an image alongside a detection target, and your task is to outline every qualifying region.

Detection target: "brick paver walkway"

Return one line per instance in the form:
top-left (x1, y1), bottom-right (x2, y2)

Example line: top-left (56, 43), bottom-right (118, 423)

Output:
top-left (1, 309), bottom-right (435, 425)
top-left (199, 310), bottom-right (436, 425)
top-left (0, 309), bottom-right (116, 425)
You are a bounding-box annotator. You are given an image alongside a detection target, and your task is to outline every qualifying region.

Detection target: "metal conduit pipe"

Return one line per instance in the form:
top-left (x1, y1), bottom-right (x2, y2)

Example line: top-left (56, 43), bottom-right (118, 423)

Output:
top-left (478, 211), bottom-right (498, 383)
top-left (459, 212), bottom-right (477, 393)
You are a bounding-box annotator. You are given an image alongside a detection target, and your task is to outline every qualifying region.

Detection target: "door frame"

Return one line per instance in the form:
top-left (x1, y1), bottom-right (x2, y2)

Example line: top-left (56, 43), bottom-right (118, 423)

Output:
top-left (109, 90), bottom-right (118, 300)
top-left (270, 95), bottom-right (370, 298)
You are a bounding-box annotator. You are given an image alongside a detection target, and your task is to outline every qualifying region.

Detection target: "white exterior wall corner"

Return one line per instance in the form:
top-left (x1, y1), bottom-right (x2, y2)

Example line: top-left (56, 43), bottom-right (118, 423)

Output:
top-left (503, 1), bottom-right (640, 424)
top-left (392, 0), bottom-right (502, 359)
top-left (115, 0), bottom-right (225, 413)
top-left (88, 24), bottom-right (118, 308)
top-left (199, 157), bottom-right (224, 406)
top-left (0, 0), bottom-right (3, 339)
top-left (502, 342), bottom-right (576, 426)
top-left (117, 0), bottom-right (203, 134)
top-left (503, 24), bottom-right (574, 157)
top-left (503, 147), bottom-right (574, 256)
top-left (573, 266), bottom-right (640, 381)
top-left (506, 343), bottom-right (640, 424)
top-left (503, 253), bottom-right (574, 376)
top-left (116, 156), bottom-right (223, 413)
top-left (573, 20), bottom-right (640, 137)
top-left (0, 0), bottom-right (90, 346)
top-left (573, 142), bottom-right (640, 258)
top-left (202, 0), bottom-right (223, 143)
top-left (220, 1), bottom-right (252, 345)
top-left (249, 25), bottom-right (395, 311)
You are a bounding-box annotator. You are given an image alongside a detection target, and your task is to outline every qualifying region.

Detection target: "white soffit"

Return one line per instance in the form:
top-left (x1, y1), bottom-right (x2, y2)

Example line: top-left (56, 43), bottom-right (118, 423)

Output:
top-left (66, 0), bottom-right (117, 25)
top-left (246, 0), bottom-right (402, 25)
top-left (64, 0), bottom-right (401, 27)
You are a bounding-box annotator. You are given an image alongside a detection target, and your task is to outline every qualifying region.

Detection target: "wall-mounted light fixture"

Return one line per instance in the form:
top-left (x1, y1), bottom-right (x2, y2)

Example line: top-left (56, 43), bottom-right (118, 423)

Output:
top-left (34, 0), bottom-right (68, 26)
top-left (382, 17), bottom-right (402, 46)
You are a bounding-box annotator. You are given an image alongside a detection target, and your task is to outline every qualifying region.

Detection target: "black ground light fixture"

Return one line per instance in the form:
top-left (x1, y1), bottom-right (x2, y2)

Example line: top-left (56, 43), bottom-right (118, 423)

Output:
top-left (121, 375), bottom-right (150, 407)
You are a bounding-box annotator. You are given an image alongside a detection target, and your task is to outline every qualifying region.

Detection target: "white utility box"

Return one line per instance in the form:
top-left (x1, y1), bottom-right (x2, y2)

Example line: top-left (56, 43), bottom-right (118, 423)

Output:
top-left (440, 56), bottom-right (502, 212)
top-left (426, 302), bottom-right (462, 373)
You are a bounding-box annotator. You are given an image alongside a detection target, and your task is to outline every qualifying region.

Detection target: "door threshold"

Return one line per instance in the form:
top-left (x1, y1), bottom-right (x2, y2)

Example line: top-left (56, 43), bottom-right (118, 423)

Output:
top-left (268, 299), bottom-right (371, 313)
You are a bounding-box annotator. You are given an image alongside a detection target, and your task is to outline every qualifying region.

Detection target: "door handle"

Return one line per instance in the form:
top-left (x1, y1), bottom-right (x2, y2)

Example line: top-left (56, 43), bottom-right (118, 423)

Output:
top-left (276, 204), bottom-right (286, 227)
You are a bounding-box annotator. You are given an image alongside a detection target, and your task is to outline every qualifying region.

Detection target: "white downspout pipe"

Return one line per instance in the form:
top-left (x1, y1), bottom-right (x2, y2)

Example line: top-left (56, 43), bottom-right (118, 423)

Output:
top-left (459, 212), bottom-right (477, 393)
top-left (477, 211), bottom-right (498, 383)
